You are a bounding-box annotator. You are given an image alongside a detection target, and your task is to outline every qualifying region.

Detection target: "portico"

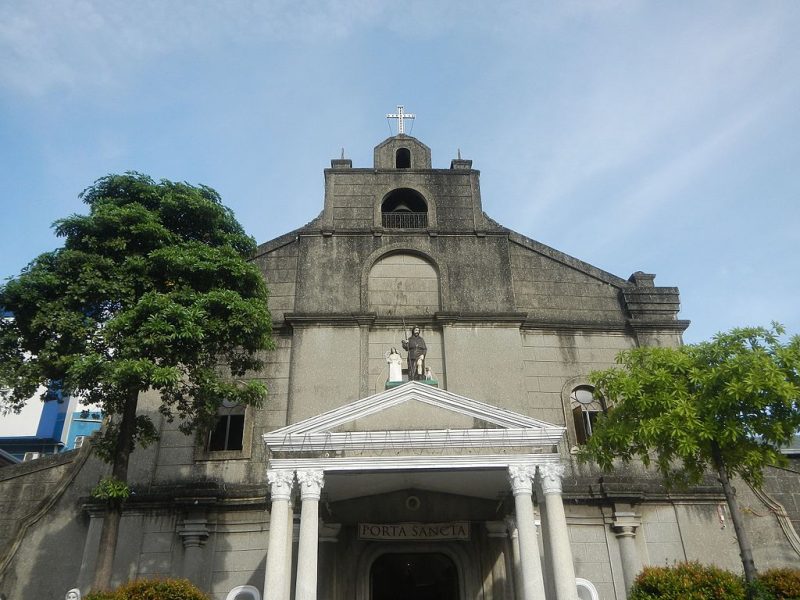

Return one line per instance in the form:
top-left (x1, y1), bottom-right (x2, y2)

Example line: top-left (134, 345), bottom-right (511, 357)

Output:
top-left (262, 382), bottom-right (578, 600)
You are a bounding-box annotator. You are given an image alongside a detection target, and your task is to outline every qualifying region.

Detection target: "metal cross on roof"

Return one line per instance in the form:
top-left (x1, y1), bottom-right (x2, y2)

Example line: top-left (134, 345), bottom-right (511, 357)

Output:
top-left (386, 105), bottom-right (415, 135)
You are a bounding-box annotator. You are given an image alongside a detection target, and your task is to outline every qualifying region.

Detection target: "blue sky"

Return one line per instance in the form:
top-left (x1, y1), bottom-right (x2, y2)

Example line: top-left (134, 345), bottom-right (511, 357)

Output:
top-left (1, 0), bottom-right (798, 344)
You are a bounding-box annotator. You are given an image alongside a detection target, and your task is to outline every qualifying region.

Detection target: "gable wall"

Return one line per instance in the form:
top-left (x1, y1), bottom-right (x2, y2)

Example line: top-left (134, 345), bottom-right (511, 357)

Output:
top-left (253, 240), bottom-right (298, 323)
top-left (509, 241), bottom-right (626, 323)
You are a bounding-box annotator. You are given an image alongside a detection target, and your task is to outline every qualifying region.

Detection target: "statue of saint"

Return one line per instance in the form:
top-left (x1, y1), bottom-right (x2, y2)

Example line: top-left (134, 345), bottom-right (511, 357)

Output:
top-left (65, 589), bottom-right (81, 600)
top-left (401, 326), bottom-right (427, 381)
top-left (385, 347), bottom-right (403, 382)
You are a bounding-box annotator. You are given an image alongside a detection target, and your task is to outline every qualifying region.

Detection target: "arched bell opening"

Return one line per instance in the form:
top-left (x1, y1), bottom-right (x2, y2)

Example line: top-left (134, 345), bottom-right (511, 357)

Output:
top-left (381, 188), bottom-right (428, 229)
top-left (395, 147), bottom-right (411, 168)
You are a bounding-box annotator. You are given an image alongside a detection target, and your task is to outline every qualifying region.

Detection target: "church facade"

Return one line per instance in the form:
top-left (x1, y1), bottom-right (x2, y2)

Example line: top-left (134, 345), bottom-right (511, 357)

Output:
top-left (1, 132), bottom-right (799, 600)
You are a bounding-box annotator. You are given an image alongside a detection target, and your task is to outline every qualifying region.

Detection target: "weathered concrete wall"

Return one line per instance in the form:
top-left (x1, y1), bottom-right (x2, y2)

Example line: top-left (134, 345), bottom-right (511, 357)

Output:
top-left (0, 445), bottom-right (108, 598)
top-left (253, 233), bottom-right (299, 324)
top-left (762, 458), bottom-right (800, 536)
top-left (287, 325), bottom-right (361, 422)
top-left (522, 330), bottom-right (638, 440)
top-left (0, 449), bottom-right (83, 556)
top-left (443, 324), bottom-right (528, 415)
top-left (206, 509), bottom-right (268, 600)
top-left (509, 241), bottom-right (626, 324)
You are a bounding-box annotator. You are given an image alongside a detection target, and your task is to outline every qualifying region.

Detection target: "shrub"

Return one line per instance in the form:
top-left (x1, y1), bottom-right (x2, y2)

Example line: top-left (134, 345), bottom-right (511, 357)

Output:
top-left (629, 561), bottom-right (746, 600)
top-left (758, 568), bottom-right (800, 600)
top-left (85, 578), bottom-right (210, 600)
top-left (85, 593), bottom-right (115, 600)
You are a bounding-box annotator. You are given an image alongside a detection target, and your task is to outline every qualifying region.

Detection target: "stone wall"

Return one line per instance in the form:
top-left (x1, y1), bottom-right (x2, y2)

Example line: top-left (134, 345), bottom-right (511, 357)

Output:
top-left (762, 457), bottom-right (800, 537)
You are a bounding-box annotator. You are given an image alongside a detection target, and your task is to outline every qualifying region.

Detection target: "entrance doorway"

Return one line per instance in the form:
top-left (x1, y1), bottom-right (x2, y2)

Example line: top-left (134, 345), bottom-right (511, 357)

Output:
top-left (370, 552), bottom-right (459, 600)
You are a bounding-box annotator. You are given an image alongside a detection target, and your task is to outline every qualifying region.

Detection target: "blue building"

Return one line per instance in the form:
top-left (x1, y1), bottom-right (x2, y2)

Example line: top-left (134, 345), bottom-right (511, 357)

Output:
top-left (0, 381), bottom-right (102, 461)
top-left (64, 408), bottom-right (103, 450)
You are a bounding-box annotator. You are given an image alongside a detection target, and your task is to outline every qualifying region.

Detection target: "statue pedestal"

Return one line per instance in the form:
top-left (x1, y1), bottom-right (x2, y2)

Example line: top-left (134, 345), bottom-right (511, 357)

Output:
top-left (385, 379), bottom-right (438, 390)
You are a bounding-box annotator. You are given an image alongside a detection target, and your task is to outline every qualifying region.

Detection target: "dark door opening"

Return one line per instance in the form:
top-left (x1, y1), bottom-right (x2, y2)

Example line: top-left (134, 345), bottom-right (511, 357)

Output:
top-left (370, 552), bottom-right (459, 600)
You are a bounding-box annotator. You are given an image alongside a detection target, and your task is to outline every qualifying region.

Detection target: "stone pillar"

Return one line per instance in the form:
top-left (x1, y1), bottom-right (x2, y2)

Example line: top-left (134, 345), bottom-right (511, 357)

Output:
top-left (508, 465), bottom-right (546, 600)
top-left (538, 464), bottom-right (577, 600)
top-left (77, 508), bottom-right (104, 593)
top-left (613, 509), bottom-right (642, 594)
top-left (264, 469), bottom-right (294, 600)
top-left (505, 517), bottom-right (523, 600)
top-left (485, 521), bottom-right (513, 600)
top-left (177, 511), bottom-right (210, 584)
top-left (318, 523), bottom-right (342, 600)
top-left (295, 469), bottom-right (325, 600)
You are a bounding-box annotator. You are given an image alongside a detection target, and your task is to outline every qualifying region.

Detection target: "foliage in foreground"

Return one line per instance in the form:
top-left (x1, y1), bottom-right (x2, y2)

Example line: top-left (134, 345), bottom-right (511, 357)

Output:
top-left (629, 563), bottom-right (800, 600)
top-left (757, 568), bottom-right (800, 599)
top-left (0, 172), bottom-right (274, 589)
top-left (0, 172), bottom-right (273, 444)
top-left (579, 324), bottom-right (800, 488)
top-left (578, 324), bottom-right (800, 587)
top-left (85, 577), bottom-right (210, 600)
top-left (629, 562), bottom-right (746, 600)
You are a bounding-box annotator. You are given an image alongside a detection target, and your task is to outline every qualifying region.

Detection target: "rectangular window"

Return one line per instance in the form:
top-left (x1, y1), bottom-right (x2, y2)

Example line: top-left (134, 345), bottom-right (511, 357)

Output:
top-left (207, 413), bottom-right (245, 451)
top-left (573, 406), bottom-right (602, 445)
top-left (74, 435), bottom-right (86, 448)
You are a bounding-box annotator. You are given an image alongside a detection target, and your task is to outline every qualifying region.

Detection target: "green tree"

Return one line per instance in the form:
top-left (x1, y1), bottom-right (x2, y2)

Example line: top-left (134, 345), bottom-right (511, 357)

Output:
top-left (0, 173), bottom-right (273, 590)
top-left (578, 324), bottom-right (800, 591)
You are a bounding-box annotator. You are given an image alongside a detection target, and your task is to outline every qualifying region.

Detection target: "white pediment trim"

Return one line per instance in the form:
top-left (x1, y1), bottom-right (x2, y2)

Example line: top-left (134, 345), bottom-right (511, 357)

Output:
top-left (263, 382), bottom-right (566, 453)
top-left (269, 453), bottom-right (562, 472)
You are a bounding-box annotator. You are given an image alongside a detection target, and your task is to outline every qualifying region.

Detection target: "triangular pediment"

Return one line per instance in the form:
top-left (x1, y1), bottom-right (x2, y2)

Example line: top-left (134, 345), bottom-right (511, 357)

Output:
top-left (263, 382), bottom-right (565, 453)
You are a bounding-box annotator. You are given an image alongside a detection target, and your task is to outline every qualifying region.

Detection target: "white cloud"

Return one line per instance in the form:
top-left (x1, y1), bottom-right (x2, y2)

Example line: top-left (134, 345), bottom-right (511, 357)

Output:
top-left (0, 0), bottom-right (390, 97)
top-left (500, 5), bottom-right (793, 227)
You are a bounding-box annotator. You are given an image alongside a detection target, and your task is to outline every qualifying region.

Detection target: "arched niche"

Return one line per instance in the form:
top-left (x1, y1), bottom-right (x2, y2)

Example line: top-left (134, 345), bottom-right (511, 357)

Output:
top-left (360, 244), bottom-right (449, 312)
top-left (367, 252), bottom-right (441, 316)
top-left (381, 188), bottom-right (428, 229)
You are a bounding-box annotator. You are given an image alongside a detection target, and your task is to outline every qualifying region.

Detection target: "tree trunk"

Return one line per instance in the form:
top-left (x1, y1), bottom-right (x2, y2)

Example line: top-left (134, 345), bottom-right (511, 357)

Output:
top-left (91, 390), bottom-right (139, 591)
top-left (711, 442), bottom-right (757, 593)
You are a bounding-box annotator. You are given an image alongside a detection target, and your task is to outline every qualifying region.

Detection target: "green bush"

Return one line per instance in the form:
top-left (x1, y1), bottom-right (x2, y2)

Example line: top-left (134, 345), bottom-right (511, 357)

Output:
top-left (85, 578), bottom-right (210, 600)
top-left (85, 593), bottom-right (115, 600)
top-left (758, 568), bottom-right (800, 600)
top-left (630, 561), bottom-right (746, 600)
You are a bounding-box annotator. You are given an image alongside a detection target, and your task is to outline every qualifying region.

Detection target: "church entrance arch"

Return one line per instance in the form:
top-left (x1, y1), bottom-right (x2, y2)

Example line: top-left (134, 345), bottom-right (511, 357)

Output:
top-left (371, 552), bottom-right (459, 600)
top-left (357, 543), bottom-right (469, 600)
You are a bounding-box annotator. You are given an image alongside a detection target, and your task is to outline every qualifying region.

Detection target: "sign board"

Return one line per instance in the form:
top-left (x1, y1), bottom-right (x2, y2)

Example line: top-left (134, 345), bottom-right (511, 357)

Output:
top-left (358, 522), bottom-right (470, 541)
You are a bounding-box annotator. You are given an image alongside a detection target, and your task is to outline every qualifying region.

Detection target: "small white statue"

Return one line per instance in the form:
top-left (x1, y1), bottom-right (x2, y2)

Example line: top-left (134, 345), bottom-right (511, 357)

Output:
top-left (424, 366), bottom-right (434, 381)
top-left (385, 348), bottom-right (403, 382)
top-left (66, 589), bottom-right (81, 600)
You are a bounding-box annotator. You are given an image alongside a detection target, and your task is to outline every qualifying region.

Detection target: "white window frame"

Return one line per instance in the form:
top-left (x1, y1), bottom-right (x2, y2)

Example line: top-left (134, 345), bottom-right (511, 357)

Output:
top-left (225, 584), bottom-right (260, 600)
top-left (576, 577), bottom-right (599, 600)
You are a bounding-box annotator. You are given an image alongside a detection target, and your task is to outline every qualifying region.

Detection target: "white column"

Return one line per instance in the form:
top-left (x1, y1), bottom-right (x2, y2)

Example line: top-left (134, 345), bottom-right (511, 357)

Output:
top-left (264, 469), bottom-right (295, 600)
top-left (295, 469), bottom-right (325, 600)
top-left (508, 465), bottom-right (546, 600)
top-left (613, 509), bottom-right (642, 594)
top-left (285, 498), bottom-right (295, 600)
top-left (539, 464), bottom-right (577, 600)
